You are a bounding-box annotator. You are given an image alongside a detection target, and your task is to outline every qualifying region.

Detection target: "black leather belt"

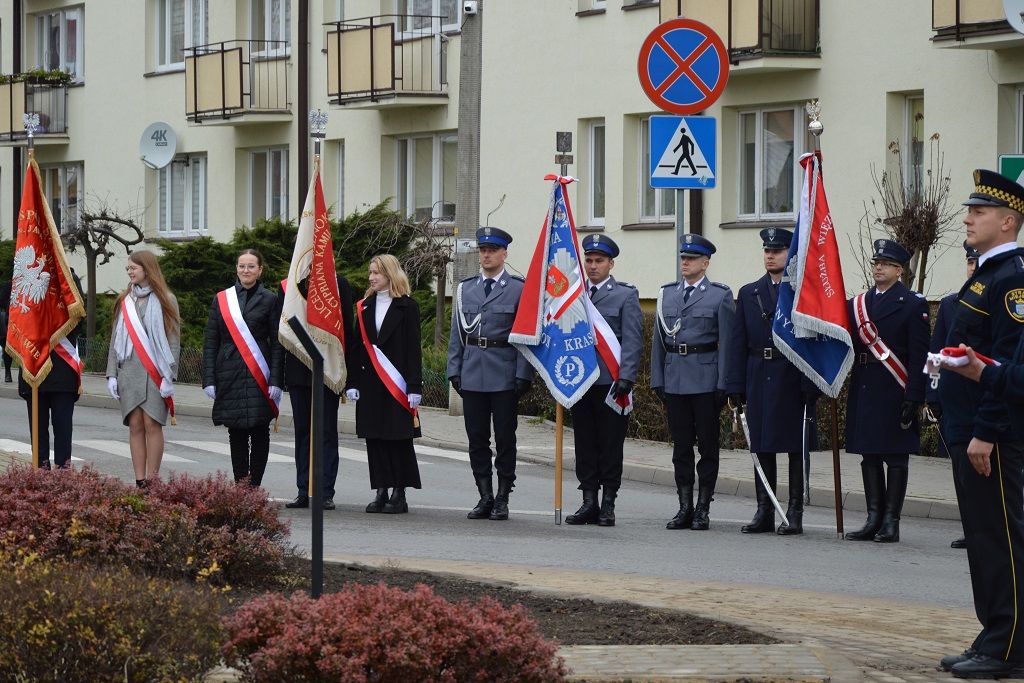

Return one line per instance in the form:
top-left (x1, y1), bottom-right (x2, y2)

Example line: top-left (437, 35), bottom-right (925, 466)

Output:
top-left (857, 353), bottom-right (881, 365)
top-left (665, 342), bottom-right (718, 355)
top-left (749, 347), bottom-right (781, 360)
top-left (467, 336), bottom-right (511, 349)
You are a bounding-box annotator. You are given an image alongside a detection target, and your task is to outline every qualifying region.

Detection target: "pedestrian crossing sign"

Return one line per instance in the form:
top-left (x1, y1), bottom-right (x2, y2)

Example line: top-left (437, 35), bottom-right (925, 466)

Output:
top-left (998, 154), bottom-right (1024, 186)
top-left (650, 115), bottom-right (716, 190)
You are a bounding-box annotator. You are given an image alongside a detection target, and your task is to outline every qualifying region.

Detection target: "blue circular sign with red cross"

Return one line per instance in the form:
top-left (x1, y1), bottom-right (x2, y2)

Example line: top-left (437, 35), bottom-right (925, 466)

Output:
top-left (637, 18), bottom-right (730, 115)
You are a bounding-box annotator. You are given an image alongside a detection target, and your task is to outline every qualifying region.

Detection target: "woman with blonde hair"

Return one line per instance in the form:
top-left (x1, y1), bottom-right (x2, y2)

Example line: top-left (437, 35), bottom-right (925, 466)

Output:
top-left (106, 251), bottom-right (180, 486)
top-left (346, 254), bottom-right (423, 514)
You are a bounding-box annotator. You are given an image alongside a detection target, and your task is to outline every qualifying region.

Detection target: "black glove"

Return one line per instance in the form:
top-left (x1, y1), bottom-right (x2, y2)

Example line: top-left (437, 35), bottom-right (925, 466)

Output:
top-left (727, 393), bottom-right (744, 409)
top-left (716, 388), bottom-right (728, 410)
top-left (802, 391), bottom-right (818, 408)
top-left (611, 379), bottom-right (634, 399)
top-left (450, 376), bottom-right (462, 396)
top-left (900, 400), bottom-right (919, 430)
top-left (515, 378), bottom-right (532, 399)
top-left (654, 387), bottom-right (666, 404)
top-left (926, 401), bottom-right (942, 423)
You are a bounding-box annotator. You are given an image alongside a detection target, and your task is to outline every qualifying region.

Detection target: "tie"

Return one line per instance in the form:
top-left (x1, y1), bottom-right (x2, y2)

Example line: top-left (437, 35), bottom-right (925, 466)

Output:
top-left (683, 285), bottom-right (695, 304)
top-left (484, 278), bottom-right (494, 297)
top-left (590, 286), bottom-right (598, 299)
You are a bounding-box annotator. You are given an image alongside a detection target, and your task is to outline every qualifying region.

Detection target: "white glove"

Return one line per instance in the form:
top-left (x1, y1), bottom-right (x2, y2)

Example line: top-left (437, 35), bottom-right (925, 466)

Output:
top-left (408, 393), bottom-right (422, 410)
top-left (204, 385), bottom-right (216, 400)
top-left (268, 386), bottom-right (282, 401)
top-left (107, 377), bottom-right (119, 399)
top-left (345, 388), bottom-right (360, 402)
top-left (159, 378), bottom-right (174, 399)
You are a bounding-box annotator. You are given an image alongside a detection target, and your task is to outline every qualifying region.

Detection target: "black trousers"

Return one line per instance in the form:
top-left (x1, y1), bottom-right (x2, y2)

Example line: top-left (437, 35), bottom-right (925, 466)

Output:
top-left (24, 392), bottom-right (76, 469)
top-left (665, 392), bottom-right (719, 490)
top-left (289, 386), bottom-right (341, 498)
top-left (228, 424), bottom-right (270, 486)
top-left (950, 439), bottom-right (1024, 662)
top-left (462, 389), bottom-right (518, 482)
top-left (570, 383), bottom-right (627, 490)
top-left (859, 453), bottom-right (910, 468)
top-left (366, 438), bottom-right (422, 489)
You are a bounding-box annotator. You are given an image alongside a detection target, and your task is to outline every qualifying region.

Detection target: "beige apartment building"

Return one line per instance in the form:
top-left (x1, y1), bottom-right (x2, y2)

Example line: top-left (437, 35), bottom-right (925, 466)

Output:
top-left (0, 0), bottom-right (1022, 303)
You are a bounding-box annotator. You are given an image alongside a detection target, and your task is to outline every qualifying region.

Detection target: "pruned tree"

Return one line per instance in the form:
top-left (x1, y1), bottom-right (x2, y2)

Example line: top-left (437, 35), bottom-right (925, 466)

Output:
top-left (400, 218), bottom-right (456, 349)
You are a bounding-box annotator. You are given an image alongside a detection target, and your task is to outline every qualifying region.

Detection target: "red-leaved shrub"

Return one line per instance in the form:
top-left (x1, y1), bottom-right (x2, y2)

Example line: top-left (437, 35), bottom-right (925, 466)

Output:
top-left (222, 583), bottom-right (569, 683)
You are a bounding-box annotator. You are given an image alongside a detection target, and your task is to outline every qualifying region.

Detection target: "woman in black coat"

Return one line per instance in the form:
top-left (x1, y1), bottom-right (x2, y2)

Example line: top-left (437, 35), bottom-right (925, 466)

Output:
top-left (202, 249), bottom-right (282, 486)
top-left (346, 254), bottom-right (422, 514)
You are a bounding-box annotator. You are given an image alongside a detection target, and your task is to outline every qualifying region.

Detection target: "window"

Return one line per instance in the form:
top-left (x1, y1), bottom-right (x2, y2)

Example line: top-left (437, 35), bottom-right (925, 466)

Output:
top-left (251, 0), bottom-right (290, 51)
top-left (156, 0), bottom-right (208, 69)
top-left (250, 148), bottom-right (289, 224)
top-left (589, 120), bottom-right (606, 226)
top-left (738, 106), bottom-right (810, 220)
top-left (398, 0), bottom-right (460, 33)
top-left (905, 96), bottom-right (925, 198)
top-left (640, 117), bottom-right (675, 222)
top-left (39, 163), bottom-right (83, 235)
top-left (336, 141), bottom-right (346, 218)
top-left (396, 133), bottom-right (457, 223)
top-left (158, 154), bottom-right (207, 236)
top-left (36, 8), bottom-right (84, 82)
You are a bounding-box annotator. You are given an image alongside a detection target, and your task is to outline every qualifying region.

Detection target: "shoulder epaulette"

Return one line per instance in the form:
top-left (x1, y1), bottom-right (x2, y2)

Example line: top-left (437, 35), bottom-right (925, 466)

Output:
top-left (661, 282), bottom-right (677, 289)
top-left (617, 281), bottom-right (636, 289)
top-left (712, 282), bottom-right (730, 290)
top-left (509, 274), bottom-right (525, 282)
top-left (460, 274), bottom-right (478, 283)
top-left (915, 292), bottom-right (926, 298)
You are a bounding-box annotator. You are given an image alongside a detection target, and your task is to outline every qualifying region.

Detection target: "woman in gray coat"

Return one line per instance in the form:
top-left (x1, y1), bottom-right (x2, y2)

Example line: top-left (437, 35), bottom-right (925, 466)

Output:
top-left (106, 251), bottom-right (180, 486)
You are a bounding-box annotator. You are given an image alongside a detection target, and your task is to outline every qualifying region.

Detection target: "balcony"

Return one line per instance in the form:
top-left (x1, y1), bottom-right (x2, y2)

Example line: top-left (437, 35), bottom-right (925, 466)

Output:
top-left (932, 0), bottom-right (1024, 50)
top-left (184, 40), bottom-right (291, 124)
top-left (660, 0), bottom-right (820, 74)
top-left (0, 77), bottom-right (69, 145)
top-left (326, 15), bottom-right (449, 109)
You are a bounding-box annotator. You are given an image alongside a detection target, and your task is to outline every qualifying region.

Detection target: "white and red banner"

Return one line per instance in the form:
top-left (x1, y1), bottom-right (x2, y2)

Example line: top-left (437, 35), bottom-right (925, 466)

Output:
top-left (122, 297), bottom-right (174, 419)
top-left (218, 288), bottom-right (280, 417)
top-left (356, 298), bottom-right (417, 418)
top-left (584, 296), bottom-right (632, 415)
top-left (852, 292), bottom-right (908, 390)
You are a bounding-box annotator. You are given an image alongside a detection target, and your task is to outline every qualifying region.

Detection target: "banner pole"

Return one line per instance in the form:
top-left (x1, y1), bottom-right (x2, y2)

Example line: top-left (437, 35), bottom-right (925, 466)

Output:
top-left (555, 403), bottom-right (563, 525)
top-left (830, 398), bottom-right (844, 538)
top-left (32, 385), bottom-right (39, 469)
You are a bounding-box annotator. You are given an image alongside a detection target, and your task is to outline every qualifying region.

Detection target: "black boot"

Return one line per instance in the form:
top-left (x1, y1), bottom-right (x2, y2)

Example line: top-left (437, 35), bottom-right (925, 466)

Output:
top-left (467, 477), bottom-right (494, 519)
top-left (874, 466), bottom-right (908, 543)
top-left (383, 487), bottom-right (408, 514)
top-left (742, 457), bottom-right (776, 533)
top-left (778, 455), bottom-right (804, 535)
top-left (691, 485), bottom-right (714, 530)
top-left (490, 477), bottom-right (513, 520)
top-left (4, 368), bottom-right (11, 383)
top-left (666, 485), bottom-right (694, 530)
top-left (846, 461), bottom-right (886, 540)
top-left (598, 486), bottom-right (618, 527)
top-left (566, 490), bottom-right (600, 525)
top-left (365, 488), bottom-right (388, 513)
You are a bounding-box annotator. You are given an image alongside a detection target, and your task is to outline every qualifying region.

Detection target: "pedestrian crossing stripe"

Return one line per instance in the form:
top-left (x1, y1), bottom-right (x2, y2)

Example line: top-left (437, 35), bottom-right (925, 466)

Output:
top-left (650, 115), bottom-right (717, 190)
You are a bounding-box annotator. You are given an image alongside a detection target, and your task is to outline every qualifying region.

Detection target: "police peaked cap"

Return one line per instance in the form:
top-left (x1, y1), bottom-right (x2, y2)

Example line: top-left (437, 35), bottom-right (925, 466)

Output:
top-left (963, 240), bottom-right (980, 260)
top-left (759, 227), bottom-right (794, 250)
top-left (871, 238), bottom-right (911, 266)
top-left (679, 233), bottom-right (716, 257)
top-left (581, 234), bottom-right (619, 258)
top-left (476, 226), bottom-right (512, 248)
top-left (964, 169), bottom-right (1024, 215)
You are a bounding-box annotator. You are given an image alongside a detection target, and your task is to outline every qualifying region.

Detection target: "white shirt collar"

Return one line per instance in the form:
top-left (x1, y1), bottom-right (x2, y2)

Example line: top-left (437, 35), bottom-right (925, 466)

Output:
top-left (588, 277), bottom-right (610, 290)
top-left (481, 270), bottom-right (506, 284)
top-left (978, 242), bottom-right (1018, 268)
top-left (683, 276), bottom-right (707, 290)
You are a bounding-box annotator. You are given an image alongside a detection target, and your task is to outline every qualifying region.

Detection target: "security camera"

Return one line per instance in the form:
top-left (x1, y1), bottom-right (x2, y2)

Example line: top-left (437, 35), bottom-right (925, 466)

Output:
top-left (463, 1), bottom-right (478, 15)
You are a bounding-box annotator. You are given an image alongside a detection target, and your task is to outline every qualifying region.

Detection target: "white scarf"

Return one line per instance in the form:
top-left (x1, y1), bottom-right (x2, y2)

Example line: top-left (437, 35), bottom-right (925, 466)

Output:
top-left (114, 285), bottom-right (175, 379)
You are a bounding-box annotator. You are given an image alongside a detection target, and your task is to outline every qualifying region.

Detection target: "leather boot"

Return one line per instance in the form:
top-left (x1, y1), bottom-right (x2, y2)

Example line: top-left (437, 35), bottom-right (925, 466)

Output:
top-left (383, 487), bottom-right (408, 514)
top-left (778, 455), bottom-right (804, 535)
top-left (365, 488), bottom-right (388, 513)
top-left (4, 368), bottom-right (11, 383)
top-left (490, 477), bottom-right (513, 520)
top-left (566, 489), bottom-right (600, 525)
top-left (874, 466), bottom-right (908, 543)
top-left (598, 486), bottom-right (618, 527)
top-left (467, 477), bottom-right (494, 519)
top-left (742, 457), bottom-right (776, 533)
top-left (846, 461), bottom-right (886, 540)
top-left (691, 485), bottom-right (714, 530)
top-left (666, 485), bottom-right (694, 530)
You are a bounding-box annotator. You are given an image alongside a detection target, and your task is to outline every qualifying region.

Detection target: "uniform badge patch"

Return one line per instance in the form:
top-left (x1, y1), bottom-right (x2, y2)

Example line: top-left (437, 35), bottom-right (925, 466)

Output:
top-left (970, 281), bottom-right (986, 295)
top-left (1008, 288), bottom-right (1024, 322)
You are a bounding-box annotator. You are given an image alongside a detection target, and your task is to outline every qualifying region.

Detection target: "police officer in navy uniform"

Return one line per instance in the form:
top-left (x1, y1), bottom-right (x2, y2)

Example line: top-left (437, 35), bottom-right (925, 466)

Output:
top-left (726, 228), bottom-right (817, 535)
top-left (844, 239), bottom-right (929, 544)
top-left (935, 170), bottom-right (1024, 679)
top-left (565, 235), bottom-right (643, 527)
top-left (447, 227), bottom-right (533, 521)
top-left (652, 234), bottom-right (735, 531)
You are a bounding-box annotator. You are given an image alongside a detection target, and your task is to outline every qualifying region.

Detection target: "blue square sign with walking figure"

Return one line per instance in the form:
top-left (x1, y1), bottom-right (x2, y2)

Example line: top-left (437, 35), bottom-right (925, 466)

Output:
top-left (650, 115), bottom-right (716, 189)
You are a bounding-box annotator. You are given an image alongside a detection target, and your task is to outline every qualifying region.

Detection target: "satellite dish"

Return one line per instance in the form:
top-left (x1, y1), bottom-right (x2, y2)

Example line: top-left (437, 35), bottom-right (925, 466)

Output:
top-left (139, 121), bottom-right (177, 169)
top-left (1004, 0), bottom-right (1024, 35)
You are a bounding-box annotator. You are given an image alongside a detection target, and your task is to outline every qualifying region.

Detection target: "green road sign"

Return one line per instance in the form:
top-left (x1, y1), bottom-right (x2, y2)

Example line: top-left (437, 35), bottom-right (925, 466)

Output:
top-left (998, 154), bottom-right (1024, 184)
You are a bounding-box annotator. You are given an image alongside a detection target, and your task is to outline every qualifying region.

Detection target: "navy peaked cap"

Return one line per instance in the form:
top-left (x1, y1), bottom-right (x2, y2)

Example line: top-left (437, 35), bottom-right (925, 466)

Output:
top-left (679, 233), bottom-right (716, 257)
top-left (476, 226), bottom-right (512, 248)
top-left (872, 239), bottom-right (911, 265)
top-left (964, 169), bottom-right (1024, 214)
top-left (963, 240), bottom-right (980, 260)
top-left (582, 234), bottom-right (619, 257)
top-left (760, 227), bottom-right (793, 250)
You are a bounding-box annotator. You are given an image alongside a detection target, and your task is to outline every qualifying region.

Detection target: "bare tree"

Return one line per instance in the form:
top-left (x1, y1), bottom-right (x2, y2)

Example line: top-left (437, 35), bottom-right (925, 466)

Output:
top-left (401, 219), bottom-right (456, 349)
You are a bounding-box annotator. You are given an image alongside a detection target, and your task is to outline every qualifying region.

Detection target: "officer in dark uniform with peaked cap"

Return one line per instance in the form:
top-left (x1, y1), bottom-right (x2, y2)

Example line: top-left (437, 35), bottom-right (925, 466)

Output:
top-left (652, 233), bottom-right (735, 531)
top-left (565, 234), bottom-right (643, 527)
top-left (447, 227), bottom-right (534, 521)
top-left (726, 228), bottom-right (817, 535)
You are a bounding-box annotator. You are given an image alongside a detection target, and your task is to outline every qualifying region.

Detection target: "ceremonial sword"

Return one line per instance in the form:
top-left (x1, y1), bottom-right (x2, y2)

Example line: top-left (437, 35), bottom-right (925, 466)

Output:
top-left (733, 403), bottom-right (790, 527)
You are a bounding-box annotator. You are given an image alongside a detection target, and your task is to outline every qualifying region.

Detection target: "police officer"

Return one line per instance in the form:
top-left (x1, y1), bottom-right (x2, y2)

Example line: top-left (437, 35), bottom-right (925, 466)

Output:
top-left (565, 235), bottom-right (643, 527)
top-left (844, 239), bottom-right (929, 544)
top-left (726, 228), bottom-right (816, 535)
top-left (447, 227), bottom-right (533, 521)
top-left (652, 234), bottom-right (735, 531)
top-left (935, 170), bottom-right (1024, 679)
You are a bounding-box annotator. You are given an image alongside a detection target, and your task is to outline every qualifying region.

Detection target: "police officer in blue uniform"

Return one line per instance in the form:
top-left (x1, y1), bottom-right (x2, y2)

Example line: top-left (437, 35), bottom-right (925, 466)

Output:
top-left (652, 234), bottom-right (735, 531)
top-left (447, 227), bottom-right (534, 521)
top-left (936, 170), bottom-right (1024, 679)
top-left (726, 228), bottom-right (816, 535)
top-left (565, 235), bottom-right (643, 527)
top-left (844, 239), bottom-right (929, 544)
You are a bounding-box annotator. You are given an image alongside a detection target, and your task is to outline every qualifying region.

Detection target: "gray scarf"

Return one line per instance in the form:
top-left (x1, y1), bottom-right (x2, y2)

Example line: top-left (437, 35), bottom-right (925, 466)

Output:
top-left (113, 285), bottom-right (175, 379)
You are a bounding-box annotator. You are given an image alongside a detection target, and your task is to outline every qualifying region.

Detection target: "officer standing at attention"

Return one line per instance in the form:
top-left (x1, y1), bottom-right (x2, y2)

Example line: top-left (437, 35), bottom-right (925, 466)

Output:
top-left (447, 227), bottom-right (533, 521)
top-left (844, 239), bottom-right (929, 544)
top-left (935, 170), bottom-right (1024, 679)
top-left (652, 234), bottom-right (735, 531)
top-left (726, 228), bottom-right (816, 535)
top-left (565, 234), bottom-right (643, 527)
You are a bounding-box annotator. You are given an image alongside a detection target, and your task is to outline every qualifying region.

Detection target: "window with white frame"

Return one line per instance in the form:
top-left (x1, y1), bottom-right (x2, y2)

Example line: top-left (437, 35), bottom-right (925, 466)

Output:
top-left (36, 8), bottom-right (84, 82)
top-left (396, 133), bottom-right (457, 223)
top-left (640, 117), bottom-right (675, 222)
top-left (738, 106), bottom-right (809, 220)
top-left (250, 148), bottom-right (289, 224)
top-left (39, 163), bottom-right (83, 235)
top-left (905, 96), bottom-right (924, 198)
top-left (156, 0), bottom-right (208, 69)
top-left (336, 141), bottom-right (346, 219)
top-left (398, 0), bottom-right (460, 34)
top-left (590, 120), bottom-right (606, 226)
top-left (158, 154), bottom-right (207, 236)
top-left (250, 0), bottom-right (290, 51)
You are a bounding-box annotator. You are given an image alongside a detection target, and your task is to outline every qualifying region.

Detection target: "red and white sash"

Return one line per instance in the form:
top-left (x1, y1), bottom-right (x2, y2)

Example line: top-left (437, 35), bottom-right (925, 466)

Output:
top-left (54, 337), bottom-right (82, 388)
top-left (356, 298), bottom-right (418, 422)
top-left (851, 292), bottom-right (908, 390)
top-left (584, 295), bottom-right (633, 415)
top-left (217, 287), bottom-right (280, 417)
top-left (121, 297), bottom-right (175, 420)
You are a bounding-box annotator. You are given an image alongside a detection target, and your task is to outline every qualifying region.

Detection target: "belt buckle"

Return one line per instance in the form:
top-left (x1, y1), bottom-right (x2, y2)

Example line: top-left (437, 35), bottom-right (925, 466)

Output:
top-left (476, 337), bottom-right (489, 349)
top-left (677, 344), bottom-right (688, 355)
top-left (763, 348), bottom-right (773, 360)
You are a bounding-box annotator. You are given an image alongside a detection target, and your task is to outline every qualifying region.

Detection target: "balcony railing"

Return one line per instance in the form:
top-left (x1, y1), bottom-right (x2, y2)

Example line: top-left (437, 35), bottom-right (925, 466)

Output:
top-left (0, 78), bottom-right (68, 141)
top-left (933, 0), bottom-right (1013, 41)
top-left (184, 40), bottom-right (290, 122)
top-left (661, 0), bottom-right (819, 62)
top-left (326, 15), bottom-right (448, 106)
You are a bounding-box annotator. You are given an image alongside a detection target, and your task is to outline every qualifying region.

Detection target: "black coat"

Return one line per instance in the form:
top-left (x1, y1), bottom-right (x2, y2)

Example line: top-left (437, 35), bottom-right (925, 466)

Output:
top-left (203, 281), bottom-right (281, 429)
top-left (350, 293), bottom-right (422, 441)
